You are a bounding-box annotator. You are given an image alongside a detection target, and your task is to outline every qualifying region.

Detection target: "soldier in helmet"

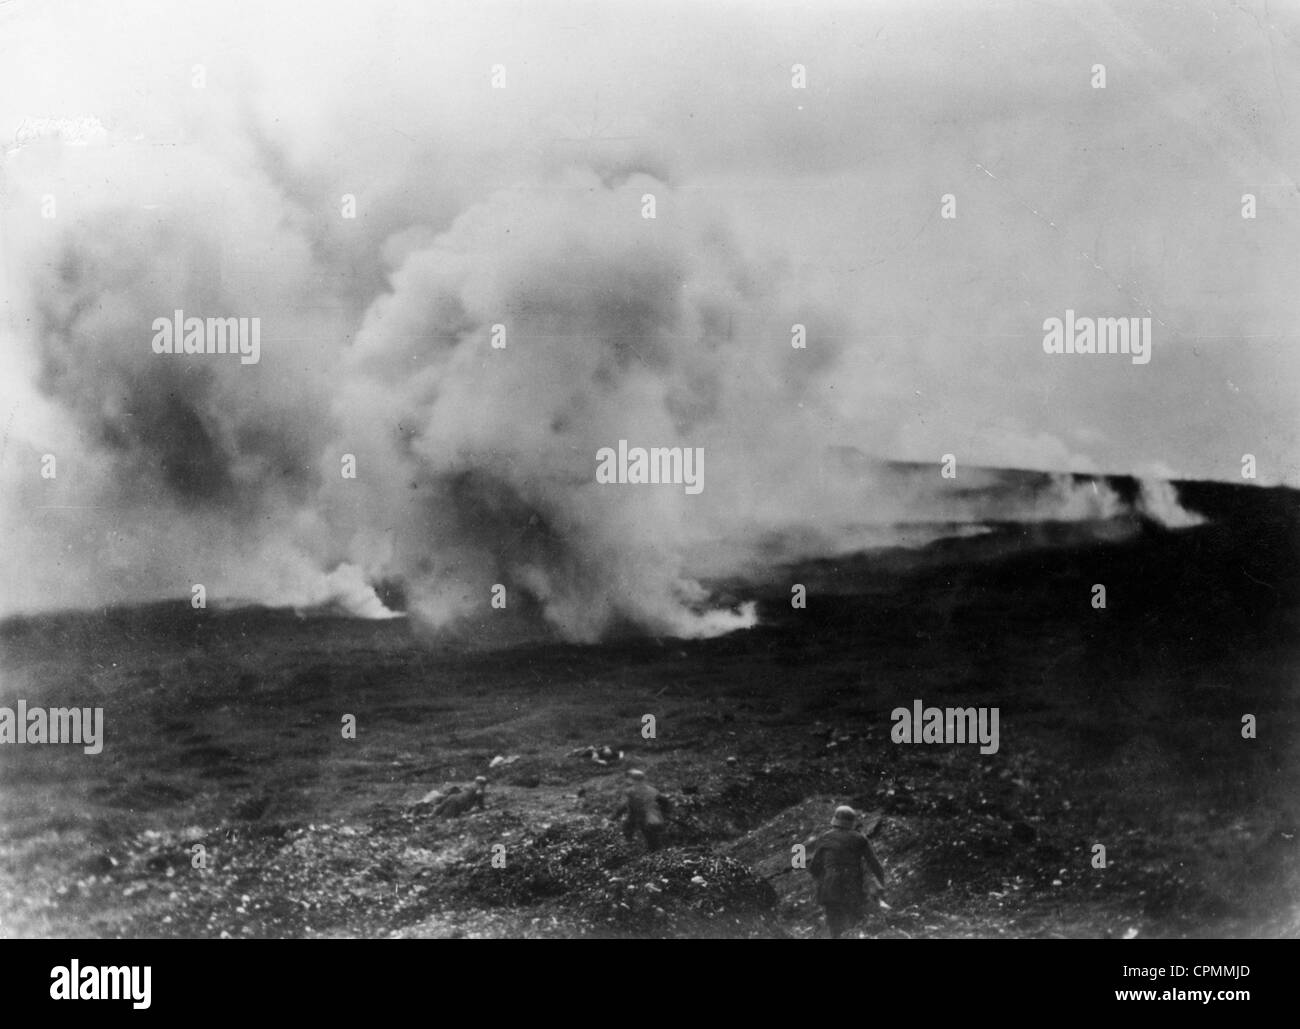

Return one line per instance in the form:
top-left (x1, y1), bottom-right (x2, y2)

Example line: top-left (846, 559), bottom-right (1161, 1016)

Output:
top-left (614, 768), bottom-right (673, 852)
top-left (808, 804), bottom-right (886, 939)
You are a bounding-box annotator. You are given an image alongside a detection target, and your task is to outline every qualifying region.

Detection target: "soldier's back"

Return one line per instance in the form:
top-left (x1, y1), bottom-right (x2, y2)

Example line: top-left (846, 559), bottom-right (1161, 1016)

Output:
top-left (811, 828), bottom-right (869, 906)
top-left (626, 783), bottom-right (664, 826)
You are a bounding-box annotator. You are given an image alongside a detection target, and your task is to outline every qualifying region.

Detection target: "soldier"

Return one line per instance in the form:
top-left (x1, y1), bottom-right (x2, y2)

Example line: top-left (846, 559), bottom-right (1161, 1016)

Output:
top-left (615, 768), bottom-right (672, 851)
top-left (434, 775), bottom-right (488, 818)
top-left (809, 805), bottom-right (886, 939)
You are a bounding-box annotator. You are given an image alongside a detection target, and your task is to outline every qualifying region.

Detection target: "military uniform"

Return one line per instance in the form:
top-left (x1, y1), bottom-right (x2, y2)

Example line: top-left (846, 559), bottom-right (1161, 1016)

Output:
top-left (617, 777), bottom-right (672, 851)
top-left (809, 815), bottom-right (885, 938)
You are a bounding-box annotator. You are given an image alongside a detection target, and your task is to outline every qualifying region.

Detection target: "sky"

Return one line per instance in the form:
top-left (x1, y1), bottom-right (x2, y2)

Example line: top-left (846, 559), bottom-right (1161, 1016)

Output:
top-left (0, 0), bottom-right (1297, 629)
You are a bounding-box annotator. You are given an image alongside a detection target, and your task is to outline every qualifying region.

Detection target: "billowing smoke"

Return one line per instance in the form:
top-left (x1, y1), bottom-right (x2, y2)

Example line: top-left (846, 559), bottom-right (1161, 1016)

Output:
top-left (323, 167), bottom-right (846, 639)
top-left (0, 151), bottom-right (847, 638)
top-left (0, 1), bottom-right (1210, 640)
top-left (1136, 478), bottom-right (1205, 530)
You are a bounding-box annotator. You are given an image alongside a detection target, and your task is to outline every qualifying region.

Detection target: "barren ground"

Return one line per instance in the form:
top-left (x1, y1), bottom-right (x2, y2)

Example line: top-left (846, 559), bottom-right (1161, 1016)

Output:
top-left (2, 486), bottom-right (1298, 938)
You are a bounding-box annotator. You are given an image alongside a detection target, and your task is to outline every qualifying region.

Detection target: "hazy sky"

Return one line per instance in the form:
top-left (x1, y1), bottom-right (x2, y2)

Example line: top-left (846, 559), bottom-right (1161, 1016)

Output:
top-left (1, 0), bottom-right (1297, 623)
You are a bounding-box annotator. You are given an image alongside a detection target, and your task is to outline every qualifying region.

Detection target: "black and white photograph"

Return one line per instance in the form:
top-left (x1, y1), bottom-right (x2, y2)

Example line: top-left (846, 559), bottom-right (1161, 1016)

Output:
top-left (0, 0), bottom-right (1296, 966)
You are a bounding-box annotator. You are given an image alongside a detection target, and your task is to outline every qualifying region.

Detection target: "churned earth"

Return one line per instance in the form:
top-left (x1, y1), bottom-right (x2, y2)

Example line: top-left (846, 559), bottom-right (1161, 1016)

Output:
top-left (1, 476), bottom-right (1298, 938)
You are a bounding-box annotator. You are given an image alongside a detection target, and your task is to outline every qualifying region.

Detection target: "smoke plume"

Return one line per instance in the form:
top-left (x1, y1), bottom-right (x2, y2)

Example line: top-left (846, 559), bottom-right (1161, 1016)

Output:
top-left (0, 0), bottom-right (1210, 640)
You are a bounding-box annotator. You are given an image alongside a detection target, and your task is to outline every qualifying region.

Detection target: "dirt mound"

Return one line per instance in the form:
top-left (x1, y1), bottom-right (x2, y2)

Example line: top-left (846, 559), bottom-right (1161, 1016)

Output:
top-left (576, 850), bottom-right (781, 936)
top-left (457, 823), bottom-right (781, 937)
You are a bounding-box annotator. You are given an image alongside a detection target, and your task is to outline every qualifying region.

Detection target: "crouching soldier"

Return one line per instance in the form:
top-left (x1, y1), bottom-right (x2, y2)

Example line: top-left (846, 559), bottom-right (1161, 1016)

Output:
top-left (434, 775), bottom-right (488, 818)
top-left (809, 805), bottom-right (886, 939)
top-left (615, 769), bottom-right (672, 852)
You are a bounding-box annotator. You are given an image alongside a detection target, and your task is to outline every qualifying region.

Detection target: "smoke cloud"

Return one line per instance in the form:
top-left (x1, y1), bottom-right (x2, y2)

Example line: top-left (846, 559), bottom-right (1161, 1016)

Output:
top-left (0, 0), bottom-right (1216, 639)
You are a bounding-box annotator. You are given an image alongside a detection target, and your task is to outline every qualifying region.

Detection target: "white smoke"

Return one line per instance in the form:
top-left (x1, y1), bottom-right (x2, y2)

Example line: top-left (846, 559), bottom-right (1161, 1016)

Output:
top-left (1136, 477), bottom-right (1205, 529)
top-left (0, 0), bottom-right (1215, 639)
top-left (324, 167), bottom-right (839, 639)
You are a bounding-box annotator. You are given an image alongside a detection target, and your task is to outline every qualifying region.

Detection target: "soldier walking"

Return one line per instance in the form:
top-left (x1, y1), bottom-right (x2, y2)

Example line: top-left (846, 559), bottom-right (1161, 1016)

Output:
top-left (615, 768), bottom-right (672, 852)
top-left (809, 805), bottom-right (886, 939)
